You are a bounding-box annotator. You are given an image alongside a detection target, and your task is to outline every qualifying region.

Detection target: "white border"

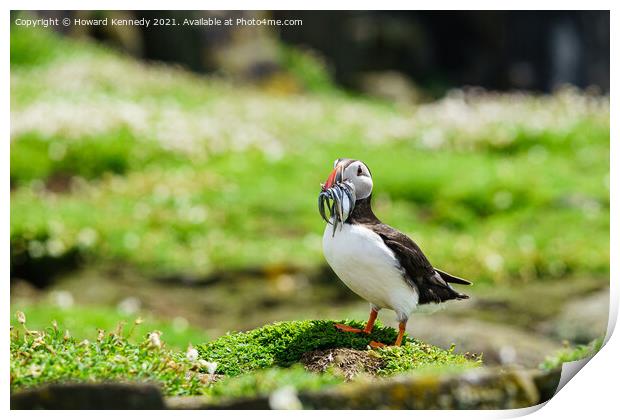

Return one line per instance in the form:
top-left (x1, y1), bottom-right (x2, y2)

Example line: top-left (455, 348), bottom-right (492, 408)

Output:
top-left (4, 2), bottom-right (617, 419)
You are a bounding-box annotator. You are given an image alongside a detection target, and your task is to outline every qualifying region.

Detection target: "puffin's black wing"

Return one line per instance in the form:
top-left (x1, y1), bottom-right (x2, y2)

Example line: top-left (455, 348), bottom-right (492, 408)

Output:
top-left (369, 224), bottom-right (470, 304)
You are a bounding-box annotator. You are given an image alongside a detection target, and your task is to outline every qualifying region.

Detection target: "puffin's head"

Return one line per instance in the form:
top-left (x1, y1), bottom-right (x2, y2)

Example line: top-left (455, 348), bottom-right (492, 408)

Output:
top-left (319, 158), bottom-right (373, 233)
top-left (322, 158), bottom-right (373, 200)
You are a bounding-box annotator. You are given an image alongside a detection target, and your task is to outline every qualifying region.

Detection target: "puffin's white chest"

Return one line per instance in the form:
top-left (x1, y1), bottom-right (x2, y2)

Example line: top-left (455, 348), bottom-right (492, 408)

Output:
top-left (322, 222), bottom-right (419, 318)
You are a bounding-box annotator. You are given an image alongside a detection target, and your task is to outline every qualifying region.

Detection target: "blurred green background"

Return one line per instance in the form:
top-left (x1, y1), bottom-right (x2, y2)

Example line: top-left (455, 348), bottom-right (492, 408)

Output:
top-left (10, 11), bottom-right (609, 367)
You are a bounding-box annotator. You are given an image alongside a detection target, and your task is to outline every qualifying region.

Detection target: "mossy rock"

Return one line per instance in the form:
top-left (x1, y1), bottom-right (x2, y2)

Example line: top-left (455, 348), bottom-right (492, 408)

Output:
top-left (196, 320), bottom-right (479, 377)
top-left (11, 383), bottom-right (165, 410)
top-left (167, 367), bottom-right (562, 410)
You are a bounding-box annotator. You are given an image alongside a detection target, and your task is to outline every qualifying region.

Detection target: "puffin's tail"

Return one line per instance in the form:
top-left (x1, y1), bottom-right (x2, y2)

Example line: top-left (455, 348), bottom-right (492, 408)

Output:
top-left (435, 269), bottom-right (472, 286)
top-left (418, 270), bottom-right (471, 304)
top-left (435, 269), bottom-right (471, 300)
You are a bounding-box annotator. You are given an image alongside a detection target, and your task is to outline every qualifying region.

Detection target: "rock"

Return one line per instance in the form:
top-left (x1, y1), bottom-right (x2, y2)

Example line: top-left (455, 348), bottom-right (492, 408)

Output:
top-left (165, 367), bottom-right (562, 410)
top-left (299, 368), bottom-right (558, 409)
top-left (539, 289), bottom-right (609, 344)
top-left (11, 383), bottom-right (165, 410)
top-left (167, 395), bottom-right (273, 410)
top-left (409, 315), bottom-right (563, 367)
top-left (11, 369), bottom-right (561, 410)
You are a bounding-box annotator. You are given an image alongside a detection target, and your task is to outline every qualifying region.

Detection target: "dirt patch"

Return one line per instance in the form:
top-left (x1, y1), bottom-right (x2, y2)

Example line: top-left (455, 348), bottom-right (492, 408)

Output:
top-left (301, 348), bottom-right (385, 380)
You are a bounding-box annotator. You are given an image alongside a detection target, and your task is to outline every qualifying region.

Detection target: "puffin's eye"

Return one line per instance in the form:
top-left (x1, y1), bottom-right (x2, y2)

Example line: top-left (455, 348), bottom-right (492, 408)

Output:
top-left (357, 165), bottom-right (363, 176)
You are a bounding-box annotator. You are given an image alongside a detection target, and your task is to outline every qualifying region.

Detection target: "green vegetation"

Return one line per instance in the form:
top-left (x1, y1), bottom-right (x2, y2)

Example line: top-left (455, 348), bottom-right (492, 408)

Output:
top-left (10, 17), bottom-right (95, 67)
top-left (539, 337), bottom-right (604, 371)
top-left (197, 319), bottom-right (397, 376)
top-left (10, 25), bottom-right (610, 285)
top-left (197, 319), bottom-right (478, 376)
top-left (207, 365), bottom-right (342, 402)
top-left (11, 313), bottom-right (479, 399)
top-left (11, 320), bottom-right (202, 396)
top-left (279, 44), bottom-right (336, 93)
top-left (10, 303), bottom-right (208, 350)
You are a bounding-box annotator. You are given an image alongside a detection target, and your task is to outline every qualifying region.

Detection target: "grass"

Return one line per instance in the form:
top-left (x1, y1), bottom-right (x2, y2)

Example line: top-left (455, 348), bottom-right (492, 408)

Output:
top-left (10, 314), bottom-right (206, 396)
top-left (539, 337), bottom-right (604, 371)
top-left (11, 314), bottom-right (479, 399)
top-left (10, 303), bottom-right (209, 350)
top-left (9, 26), bottom-right (610, 286)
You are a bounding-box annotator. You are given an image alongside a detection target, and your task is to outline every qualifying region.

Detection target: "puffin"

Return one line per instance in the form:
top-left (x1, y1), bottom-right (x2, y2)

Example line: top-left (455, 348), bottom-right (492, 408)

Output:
top-left (319, 158), bottom-right (471, 347)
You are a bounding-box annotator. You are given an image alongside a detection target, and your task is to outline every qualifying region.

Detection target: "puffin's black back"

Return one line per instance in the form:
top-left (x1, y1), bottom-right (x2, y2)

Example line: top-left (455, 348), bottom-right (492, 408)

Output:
top-left (347, 195), bottom-right (470, 304)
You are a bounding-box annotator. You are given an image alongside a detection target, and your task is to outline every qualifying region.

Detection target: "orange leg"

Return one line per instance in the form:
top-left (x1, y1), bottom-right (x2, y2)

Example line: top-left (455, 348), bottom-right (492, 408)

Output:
top-left (334, 307), bottom-right (380, 334)
top-left (363, 308), bottom-right (378, 333)
top-left (394, 321), bottom-right (407, 346)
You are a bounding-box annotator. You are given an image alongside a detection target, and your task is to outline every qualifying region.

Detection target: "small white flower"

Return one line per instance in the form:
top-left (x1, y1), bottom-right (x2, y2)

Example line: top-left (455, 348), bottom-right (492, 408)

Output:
top-left (27, 240), bottom-right (45, 258)
top-left (31, 336), bottom-right (45, 348)
top-left (117, 297), bottom-right (141, 315)
top-left (269, 386), bottom-right (302, 410)
top-left (29, 365), bottom-right (43, 378)
top-left (16, 311), bottom-right (26, 324)
top-left (199, 360), bottom-right (217, 374)
top-left (148, 331), bottom-right (162, 348)
top-left (499, 346), bottom-right (517, 364)
top-left (186, 346), bottom-right (199, 363)
top-left (483, 253), bottom-right (504, 272)
top-left (46, 239), bottom-right (66, 257)
top-left (77, 227), bottom-right (98, 248)
top-left (51, 290), bottom-right (74, 309)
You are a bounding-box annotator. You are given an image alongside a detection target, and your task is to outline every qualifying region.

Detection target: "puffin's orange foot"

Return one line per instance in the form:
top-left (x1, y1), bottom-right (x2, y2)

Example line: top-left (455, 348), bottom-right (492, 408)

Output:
top-left (334, 323), bottom-right (364, 333)
top-left (369, 341), bottom-right (387, 349)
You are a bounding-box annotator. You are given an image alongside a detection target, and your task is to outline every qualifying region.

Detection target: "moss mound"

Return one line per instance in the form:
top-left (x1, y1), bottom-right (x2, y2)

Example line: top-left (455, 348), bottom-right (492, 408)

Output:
top-left (197, 320), bottom-right (479, 377)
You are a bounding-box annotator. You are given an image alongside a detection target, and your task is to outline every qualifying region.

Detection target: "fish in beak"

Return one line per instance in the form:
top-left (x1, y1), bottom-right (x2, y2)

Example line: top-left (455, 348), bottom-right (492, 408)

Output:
top-left (318, 163), bottom-right (356, 236)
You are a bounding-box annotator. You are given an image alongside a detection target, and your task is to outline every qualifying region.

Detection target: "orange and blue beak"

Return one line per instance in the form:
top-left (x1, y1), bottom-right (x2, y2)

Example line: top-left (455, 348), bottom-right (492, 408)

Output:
top-left (322, 163), bottom-right (344, 191)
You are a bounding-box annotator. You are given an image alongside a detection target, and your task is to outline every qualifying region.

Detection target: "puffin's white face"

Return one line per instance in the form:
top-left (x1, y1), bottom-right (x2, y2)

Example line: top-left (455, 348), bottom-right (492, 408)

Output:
top-left (324, 158), bottom-right (373, 200)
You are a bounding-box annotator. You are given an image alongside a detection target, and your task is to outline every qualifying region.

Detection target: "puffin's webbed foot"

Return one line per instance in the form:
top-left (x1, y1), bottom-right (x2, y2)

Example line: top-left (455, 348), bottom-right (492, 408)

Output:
top-left (369, 341), bottom-right (387, 348)
top-left (333, 323), bottom-right (364, 333)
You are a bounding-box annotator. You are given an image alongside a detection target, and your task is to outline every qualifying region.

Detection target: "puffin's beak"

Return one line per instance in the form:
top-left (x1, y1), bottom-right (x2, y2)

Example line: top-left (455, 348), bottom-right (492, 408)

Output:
top-left (322, 164), bottom-right (343, 191)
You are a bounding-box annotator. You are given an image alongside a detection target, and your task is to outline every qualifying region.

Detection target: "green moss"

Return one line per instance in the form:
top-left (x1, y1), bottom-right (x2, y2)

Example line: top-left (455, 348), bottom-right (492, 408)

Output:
top-left (197, 320), bottom-right (478, 376)
top-left (378, 343), bottom-right (480, 375)
top-left (207, 364), bottom-right (342, 402)
top-left (539, 337), bottom-right (604, 371)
